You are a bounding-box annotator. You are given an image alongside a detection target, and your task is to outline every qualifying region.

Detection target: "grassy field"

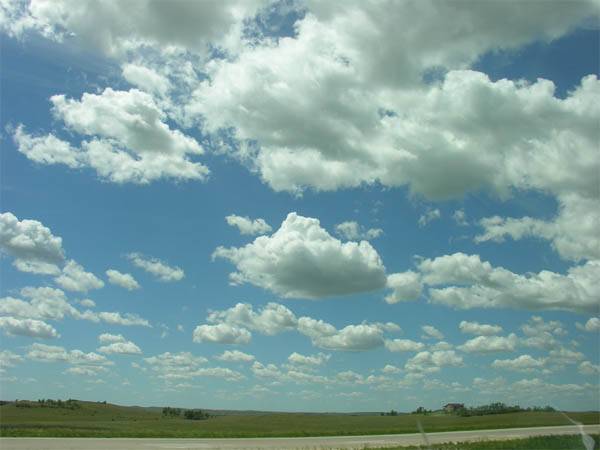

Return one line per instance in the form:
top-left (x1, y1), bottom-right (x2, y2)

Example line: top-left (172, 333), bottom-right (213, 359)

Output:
top-left (0, 400), bottom-right (598, 438)
top-left (383, 434), bottom-right (600, 449)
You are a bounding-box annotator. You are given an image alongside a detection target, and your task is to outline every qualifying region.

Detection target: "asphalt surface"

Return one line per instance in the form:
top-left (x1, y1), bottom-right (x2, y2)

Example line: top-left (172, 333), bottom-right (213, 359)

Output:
top-left (1, 424), bottom-right (598, 449)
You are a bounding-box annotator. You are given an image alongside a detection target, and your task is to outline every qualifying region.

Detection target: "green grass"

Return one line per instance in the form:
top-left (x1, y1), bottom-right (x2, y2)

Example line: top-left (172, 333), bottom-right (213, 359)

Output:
top-left (382, 434), bottom-right (600, 449)
top-left (0, 401), bottom-right (598, 438)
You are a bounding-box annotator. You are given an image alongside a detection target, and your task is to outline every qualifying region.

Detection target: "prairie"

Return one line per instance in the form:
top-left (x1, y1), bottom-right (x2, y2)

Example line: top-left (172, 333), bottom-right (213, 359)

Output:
top-left (0, 400), bottom-right (598, 438)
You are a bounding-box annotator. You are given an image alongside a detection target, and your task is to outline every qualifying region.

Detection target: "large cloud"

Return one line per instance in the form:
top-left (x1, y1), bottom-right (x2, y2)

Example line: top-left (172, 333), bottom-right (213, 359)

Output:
top-left (405, 350), bottom-right (463, 374)
top-left (459, 321), bottom-right (503, 336)
top-left (188, 0), bottom-right (598, 201)
top-left (14, 89), bottom-right (209, 184)
top-left (287, 352), bottom-right (330, 366)
top-left (492, 355), bottom-right (546, 372)
top-left (143, 351), bottom-right (242, 382)
top-left (2, 0), bottom-right (268, 56)
top-left (427, 258), bottom-right (599, 314)
top-left (577, 317), bottom-right (600, 333)
top-left (388, 252), bottom-right (599, 314)
top-left (0, 287), bottom-right (81, 321)
top-left (384, 339), bottom-right (425, 353)
top-left (0, 350), bottom-right (23, 369)
top-left (26, 343), bottom-right (111, 366)
top-left (0, 212), bottom-right (65, 275)
top-left (54, 260), bottom-right (104, 292)
top-left (97, 340), bottom-right (142, 355)
top-left (207, 302), bottom-right (298, 336)
top-left (213, 212), bottom-right (387, 299)
top-left (307, 323), bottom-right (386, 351)
top-left (195, 301), bottom-right (399, 351)
top-left (0, 316), bottom-right (59, 339)
top-left (458, 334), bottom-right (518, 354)
top-left (296, 317), bottom-right (396, 351)
top-left (192, 323), bottom-right (252, 344)
top-left (216, 350), bottom-right (255, 363)
top-left (96, 334), bottom-right (143, 356)
top-left (385, 271), bottom-right (422, 304)
top-left (0, 286), bottom-right (150, 327)
top-left (475, 195), bottom-right (600, 262)
top-left (520, 316), bottom-right (566, 351)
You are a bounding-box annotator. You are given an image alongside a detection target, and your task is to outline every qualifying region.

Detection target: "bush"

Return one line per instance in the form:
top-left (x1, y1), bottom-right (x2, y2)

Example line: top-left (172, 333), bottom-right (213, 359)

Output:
top-left (183, 409), bottom-right (209, 420)
top-left (34, 399), bottom-right (81, 410)
top-left (162, 407), bottom-right (182, 417)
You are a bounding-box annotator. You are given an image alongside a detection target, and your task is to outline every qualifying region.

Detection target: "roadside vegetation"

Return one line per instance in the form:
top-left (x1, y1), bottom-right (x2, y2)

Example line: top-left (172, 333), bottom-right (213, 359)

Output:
top-left (382, 434), bottom-right (599, 449)
top-left (409, 402), bottom-right (556, 417)
top-left (0, 399), bottom-right (598, 438)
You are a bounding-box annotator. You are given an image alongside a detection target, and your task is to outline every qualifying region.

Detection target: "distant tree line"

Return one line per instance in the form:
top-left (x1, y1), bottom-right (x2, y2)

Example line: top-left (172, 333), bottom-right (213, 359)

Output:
top-left (14, 399), bottom-right (81, 410)
top-left (452, 402), bottom-right (555, 416)
top-left (408, 402), bottom-right (556, 416)
top-left (162, 407), bottom-right (210, 420)
top-left (381, 409), bottom-right (400, 416)
top-left (162, 407), bottom-right (182, 417)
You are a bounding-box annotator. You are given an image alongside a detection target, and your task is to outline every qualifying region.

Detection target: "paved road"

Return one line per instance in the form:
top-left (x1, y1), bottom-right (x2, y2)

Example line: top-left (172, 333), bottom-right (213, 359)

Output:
top-left (1, 424), bottom-right (598, 449)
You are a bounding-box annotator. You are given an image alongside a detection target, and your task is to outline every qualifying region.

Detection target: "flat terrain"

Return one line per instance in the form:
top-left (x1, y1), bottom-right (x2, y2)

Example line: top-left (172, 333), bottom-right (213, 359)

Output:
top-left (1, 426), bottom-right (599, 449)
top-left (1, 401), bottom-right (598, 438)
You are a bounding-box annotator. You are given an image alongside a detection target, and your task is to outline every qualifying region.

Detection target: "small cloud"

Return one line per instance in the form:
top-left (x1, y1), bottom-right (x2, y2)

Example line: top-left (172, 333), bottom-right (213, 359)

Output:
top-left (106, 269), bottom-right (140, 290)
top-left (225, 215), bottom-right (272, 235)
top-left (453, 209), bottom-right (468, 226)
top-left (418, 208), bottom-right (441, 227)
top-left (127, 253), bottom-right (184, 282)
top-left (421, 325), bottom-right (444, 340)
top-left (334, 221), bottom-right (383, 240)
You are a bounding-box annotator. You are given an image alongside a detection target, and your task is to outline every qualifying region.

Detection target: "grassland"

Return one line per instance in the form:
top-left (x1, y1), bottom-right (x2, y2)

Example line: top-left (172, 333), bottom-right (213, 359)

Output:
top-left (384, 434), bottom-right (600, 449)
top-left (0, 400), bottom-right (598, 438)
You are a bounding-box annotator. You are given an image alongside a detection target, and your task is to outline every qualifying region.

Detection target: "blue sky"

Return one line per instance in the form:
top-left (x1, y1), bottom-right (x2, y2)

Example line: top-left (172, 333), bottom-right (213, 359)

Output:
top-left (0, 1), bottom-right (599, 412)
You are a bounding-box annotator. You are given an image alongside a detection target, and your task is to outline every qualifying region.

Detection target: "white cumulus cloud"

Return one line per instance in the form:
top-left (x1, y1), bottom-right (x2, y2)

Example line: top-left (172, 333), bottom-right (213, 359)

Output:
top-left (334, 221), bottom-right (382, 241)
top-left (192, 323), bottom-right (251, 344)
top-left (2, 0), bottom-right (269, 56)
top-left (418, 209), bottom-right (441, 227)
top-left (14, 89), bottom-right (209, 184)
top-left (106, 269), bottom-right (140, 290)
top-left (55, 260), bottom-right (104, 292)
top-left (207, 302), bottom-right (298, 336)
top-left (215, 350), bottom-right (255, 363)
top-left (288, 352), bottom-right (330, 366)
top-left (405, 350), bottom-right (463, 374)
top-left (0, 212), bottom-right (65, 275)
top-left (26, 343), bottom-right (112, 366)
top-left (492, 355), bottom-right (546, 372)
top-left (418, 253), bottom-right (599, 314)
top-left (384, 271), bottom-right (422, 304)
top-left (384, 339), bottom-right (425, 353)
top-left (421, 325), bottom-right (444, 340)
top-left (0, 316), bottom-right (59, 339)
top-left (213, 212), bottom-right (387, 299)
top-left (127, 252), bottom-right (184, 282)
top-left (458, 334), bottom-right (518, 353)
top-left (98, 340), bottom-right (142, 355)
top-left (576, 317), bottom-right (600, 333)
top-left (225, 215), bottom-right (272, 235)
top-left (459, 321), bottom-right (503, 336)
top-left (98, 333), bottom-right (126, 344)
